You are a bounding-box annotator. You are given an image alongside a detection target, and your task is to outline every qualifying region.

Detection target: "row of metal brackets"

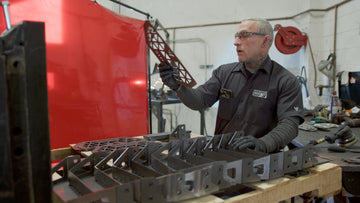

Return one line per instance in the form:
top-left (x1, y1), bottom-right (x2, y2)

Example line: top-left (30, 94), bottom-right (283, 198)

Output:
top-left (52, 134), bottom-right (319, 203)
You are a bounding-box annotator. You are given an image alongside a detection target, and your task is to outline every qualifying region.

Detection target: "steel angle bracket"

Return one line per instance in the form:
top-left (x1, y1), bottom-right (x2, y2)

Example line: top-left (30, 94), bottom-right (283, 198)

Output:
top-left (167, 155), bottom-right (194, 171)
top-left (217, 132), bottom-right (238, 150)
top-left (165, 139), bottom-right (205, 170)
top-left (144, 20), bottom-right (196, 87)
top-left (92, 171), bottom-right (136, 203)
top-left (158, 172), bottom-right (198, 202)
top-left (111, 148), bottom-right (143, 183)
top-left (166, 137), bottom-right (207, 159)
top-left (51, 155), bottom-right (81, 184)
top-left (131, 142), bottom-right (164, 177)
top-left (283, 146), bottom-right (318, 173)
top-left (94, 148), bottom-right (141, 187)
top-left (138, 177), bottom-right (167, 203)
top-left (205, 133), bottom-right (230, 151)
top-left (62, 186), bottom-right (119, 203)
top-left (302, 146), bottom-right (318, 168)
top-left (64, 185), bottom-right (137, 203)
top-left (205, 134), bottom-right (222, 151)
top-left (67, 152), bottom-right (109, 196)
top-left (176, 161), bottom-right (225, 197)
top-left (217, 148), bottom-right (266, 160)
top-left (170, 124), bottom-right (191, 139)
top-left (182, 152), bottom-right (215, 166)
top-left (185, 137), bottom-right (208, 155)
top-left (202, 149), bottom-right (243, 162)
top-left (224, 158), bottom-right (260, 185)
top-left (167, 140), bottom-right (185, 157)
top-left (168, 144), bottom-right (214, 168)
top-left (180, 137), bottom-right (207, 155)
top-left (143, 132), bottom-right (170, 141)
top-left (151, 141), bottom-right (181, 174)
top-left (143, 125), bottom-right (191, 141)
top-left (283, 147), bottom-right (304, 173)
top-left (169, 155), bottom-right (231, 193)
top-left (70, 152), bottom-right (109, 177)
top-left (206, 131), bottom-right (243, 151)
top-left (253, 152), bottom-right (285, 180)
top-left (96, 149), bottom-right (140, 203)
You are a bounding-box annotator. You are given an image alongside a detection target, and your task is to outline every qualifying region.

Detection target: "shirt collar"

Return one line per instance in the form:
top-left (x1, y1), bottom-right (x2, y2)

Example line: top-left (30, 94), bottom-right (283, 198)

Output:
top-left (233, 55), bottom-right (272, 74)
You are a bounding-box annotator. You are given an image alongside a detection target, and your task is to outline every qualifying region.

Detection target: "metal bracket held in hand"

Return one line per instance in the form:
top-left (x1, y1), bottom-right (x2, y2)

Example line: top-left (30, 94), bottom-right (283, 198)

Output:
top-left (144, 20), bottom-right (197, 87)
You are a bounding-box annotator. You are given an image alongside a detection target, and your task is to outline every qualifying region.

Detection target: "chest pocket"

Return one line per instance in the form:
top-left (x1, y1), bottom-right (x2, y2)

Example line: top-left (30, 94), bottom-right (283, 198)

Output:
top-left (245, 89), bottom-right (276, 125)
top-left (218, 95), bottom-right (238, 120)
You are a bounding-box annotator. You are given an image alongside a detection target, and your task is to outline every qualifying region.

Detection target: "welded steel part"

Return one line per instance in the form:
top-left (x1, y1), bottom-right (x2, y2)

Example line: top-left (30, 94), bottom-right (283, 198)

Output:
top-left (144, 20), bottom-right (197, 87)
top-left (71, 137), bottom-right (148, 153)
top-left (53, 135), bottom-right (320, 202)
top-left (253, 152), bottom-right (284, 180)
top-left (143, 124), bottom-right (191, 141)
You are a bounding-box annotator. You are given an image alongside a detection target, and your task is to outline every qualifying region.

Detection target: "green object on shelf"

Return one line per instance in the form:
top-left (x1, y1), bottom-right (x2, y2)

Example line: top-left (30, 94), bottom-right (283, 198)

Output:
top-left (311, 117), bottom-right (327, 123)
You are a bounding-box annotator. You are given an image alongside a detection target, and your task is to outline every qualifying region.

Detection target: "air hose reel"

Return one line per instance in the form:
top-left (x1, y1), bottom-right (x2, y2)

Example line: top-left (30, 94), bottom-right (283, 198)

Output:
top-left (274, 24), bottom-right (307, 54)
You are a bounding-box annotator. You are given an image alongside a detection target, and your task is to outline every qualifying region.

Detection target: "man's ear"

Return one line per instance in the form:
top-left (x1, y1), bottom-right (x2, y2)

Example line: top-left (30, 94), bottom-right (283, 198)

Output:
top-left (263, 35), bottom-right (271, 47)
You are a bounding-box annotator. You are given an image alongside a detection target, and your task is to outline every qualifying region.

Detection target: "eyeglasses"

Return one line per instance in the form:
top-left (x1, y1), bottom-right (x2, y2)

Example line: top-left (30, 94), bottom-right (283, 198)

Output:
top-left (235, 31), bottom-right (266, 40)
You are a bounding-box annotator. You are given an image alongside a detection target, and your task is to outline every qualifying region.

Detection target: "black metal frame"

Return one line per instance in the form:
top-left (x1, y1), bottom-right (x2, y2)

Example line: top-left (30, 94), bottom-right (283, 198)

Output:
top-left (0, 21), bottom-right (51, 203)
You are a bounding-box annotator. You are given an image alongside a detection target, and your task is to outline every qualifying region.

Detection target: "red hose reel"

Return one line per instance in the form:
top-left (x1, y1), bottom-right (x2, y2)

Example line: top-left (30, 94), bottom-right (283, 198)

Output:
top-left (274, 24), bottom-right (307, 54)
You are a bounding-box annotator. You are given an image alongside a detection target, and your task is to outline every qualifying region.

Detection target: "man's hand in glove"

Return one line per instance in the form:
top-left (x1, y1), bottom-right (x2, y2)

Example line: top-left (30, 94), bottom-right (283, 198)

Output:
top-left (158, 62), bottom-right (180, 91)
top-left (231, 135), bottom-right (267, 153)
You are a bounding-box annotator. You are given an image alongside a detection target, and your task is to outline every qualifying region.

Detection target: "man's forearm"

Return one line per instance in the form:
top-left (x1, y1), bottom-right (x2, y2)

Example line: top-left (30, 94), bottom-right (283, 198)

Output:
top-left (259, 116), bottom-right (300, 153)
top-left (176, 86), bottom-right (208, 111)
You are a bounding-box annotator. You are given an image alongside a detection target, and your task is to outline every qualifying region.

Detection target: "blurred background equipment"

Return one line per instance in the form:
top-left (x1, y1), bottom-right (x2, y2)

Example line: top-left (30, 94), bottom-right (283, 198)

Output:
top-left (318, 53), bottom-right (336, 80)
top-left (309, 125), bottom-right (357, 147)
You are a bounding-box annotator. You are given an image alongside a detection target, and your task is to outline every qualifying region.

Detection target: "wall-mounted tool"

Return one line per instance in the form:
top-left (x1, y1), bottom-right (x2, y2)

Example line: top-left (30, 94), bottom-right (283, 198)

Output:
top-left (144, 20), bottom-right (197, 87)
top-left (274, 24), bottom-right (307, 54)
top-left (318, 53), bottom-right (336, 79)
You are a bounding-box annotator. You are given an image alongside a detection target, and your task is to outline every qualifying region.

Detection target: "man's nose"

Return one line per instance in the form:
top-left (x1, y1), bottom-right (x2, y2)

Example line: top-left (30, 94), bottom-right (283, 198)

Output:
top-left (234, 37), bottom-right (241, 46)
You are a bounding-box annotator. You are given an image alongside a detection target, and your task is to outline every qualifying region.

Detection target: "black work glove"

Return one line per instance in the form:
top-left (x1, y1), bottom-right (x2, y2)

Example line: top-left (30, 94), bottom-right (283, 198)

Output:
top-left (158, 61), bottom-right (180, 91)
top-left (231, 135), bottom-right (267, 153)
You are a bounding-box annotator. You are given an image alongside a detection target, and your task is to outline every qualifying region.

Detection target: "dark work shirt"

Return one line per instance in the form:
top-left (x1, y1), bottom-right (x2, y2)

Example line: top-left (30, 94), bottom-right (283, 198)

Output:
top-left (179, 56), bottom-right (304, 138)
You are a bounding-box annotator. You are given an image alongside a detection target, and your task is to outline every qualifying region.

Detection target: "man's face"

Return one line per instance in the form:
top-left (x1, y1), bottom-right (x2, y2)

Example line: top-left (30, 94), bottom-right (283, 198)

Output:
top-left (234, 21), bottom-right (266, 64)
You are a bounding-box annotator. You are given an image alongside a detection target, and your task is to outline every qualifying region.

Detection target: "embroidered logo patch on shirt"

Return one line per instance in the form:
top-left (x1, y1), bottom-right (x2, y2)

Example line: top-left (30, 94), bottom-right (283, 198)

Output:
top-left (252, 89), bottom-right (267, 99)
top-left (220, 88), bottom-right (233, 99)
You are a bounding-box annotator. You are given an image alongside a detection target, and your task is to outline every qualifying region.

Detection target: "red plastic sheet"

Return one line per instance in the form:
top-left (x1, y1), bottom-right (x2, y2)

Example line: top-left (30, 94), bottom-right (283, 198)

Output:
top-left (1, 0), bottom-right (149, 149)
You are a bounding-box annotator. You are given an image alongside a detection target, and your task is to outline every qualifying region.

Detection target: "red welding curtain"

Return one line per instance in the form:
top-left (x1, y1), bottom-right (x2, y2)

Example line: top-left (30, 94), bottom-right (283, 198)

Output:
top-left (0, 0), bottom-right (149, 149)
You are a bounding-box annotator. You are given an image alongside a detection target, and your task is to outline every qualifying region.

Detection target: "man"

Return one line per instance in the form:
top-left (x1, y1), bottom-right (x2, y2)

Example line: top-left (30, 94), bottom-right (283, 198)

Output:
top-left (159, 19), bottom-right (304, 153)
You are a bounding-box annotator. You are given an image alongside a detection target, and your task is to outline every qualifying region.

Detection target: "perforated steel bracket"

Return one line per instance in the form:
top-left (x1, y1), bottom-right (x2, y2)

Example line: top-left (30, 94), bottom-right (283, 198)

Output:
top-left (51, 155), bottom-right (81, 184)
top-left (253, 152), bottom-right (285, 180)
top-left (144, 20), bottom-right (197, 87)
